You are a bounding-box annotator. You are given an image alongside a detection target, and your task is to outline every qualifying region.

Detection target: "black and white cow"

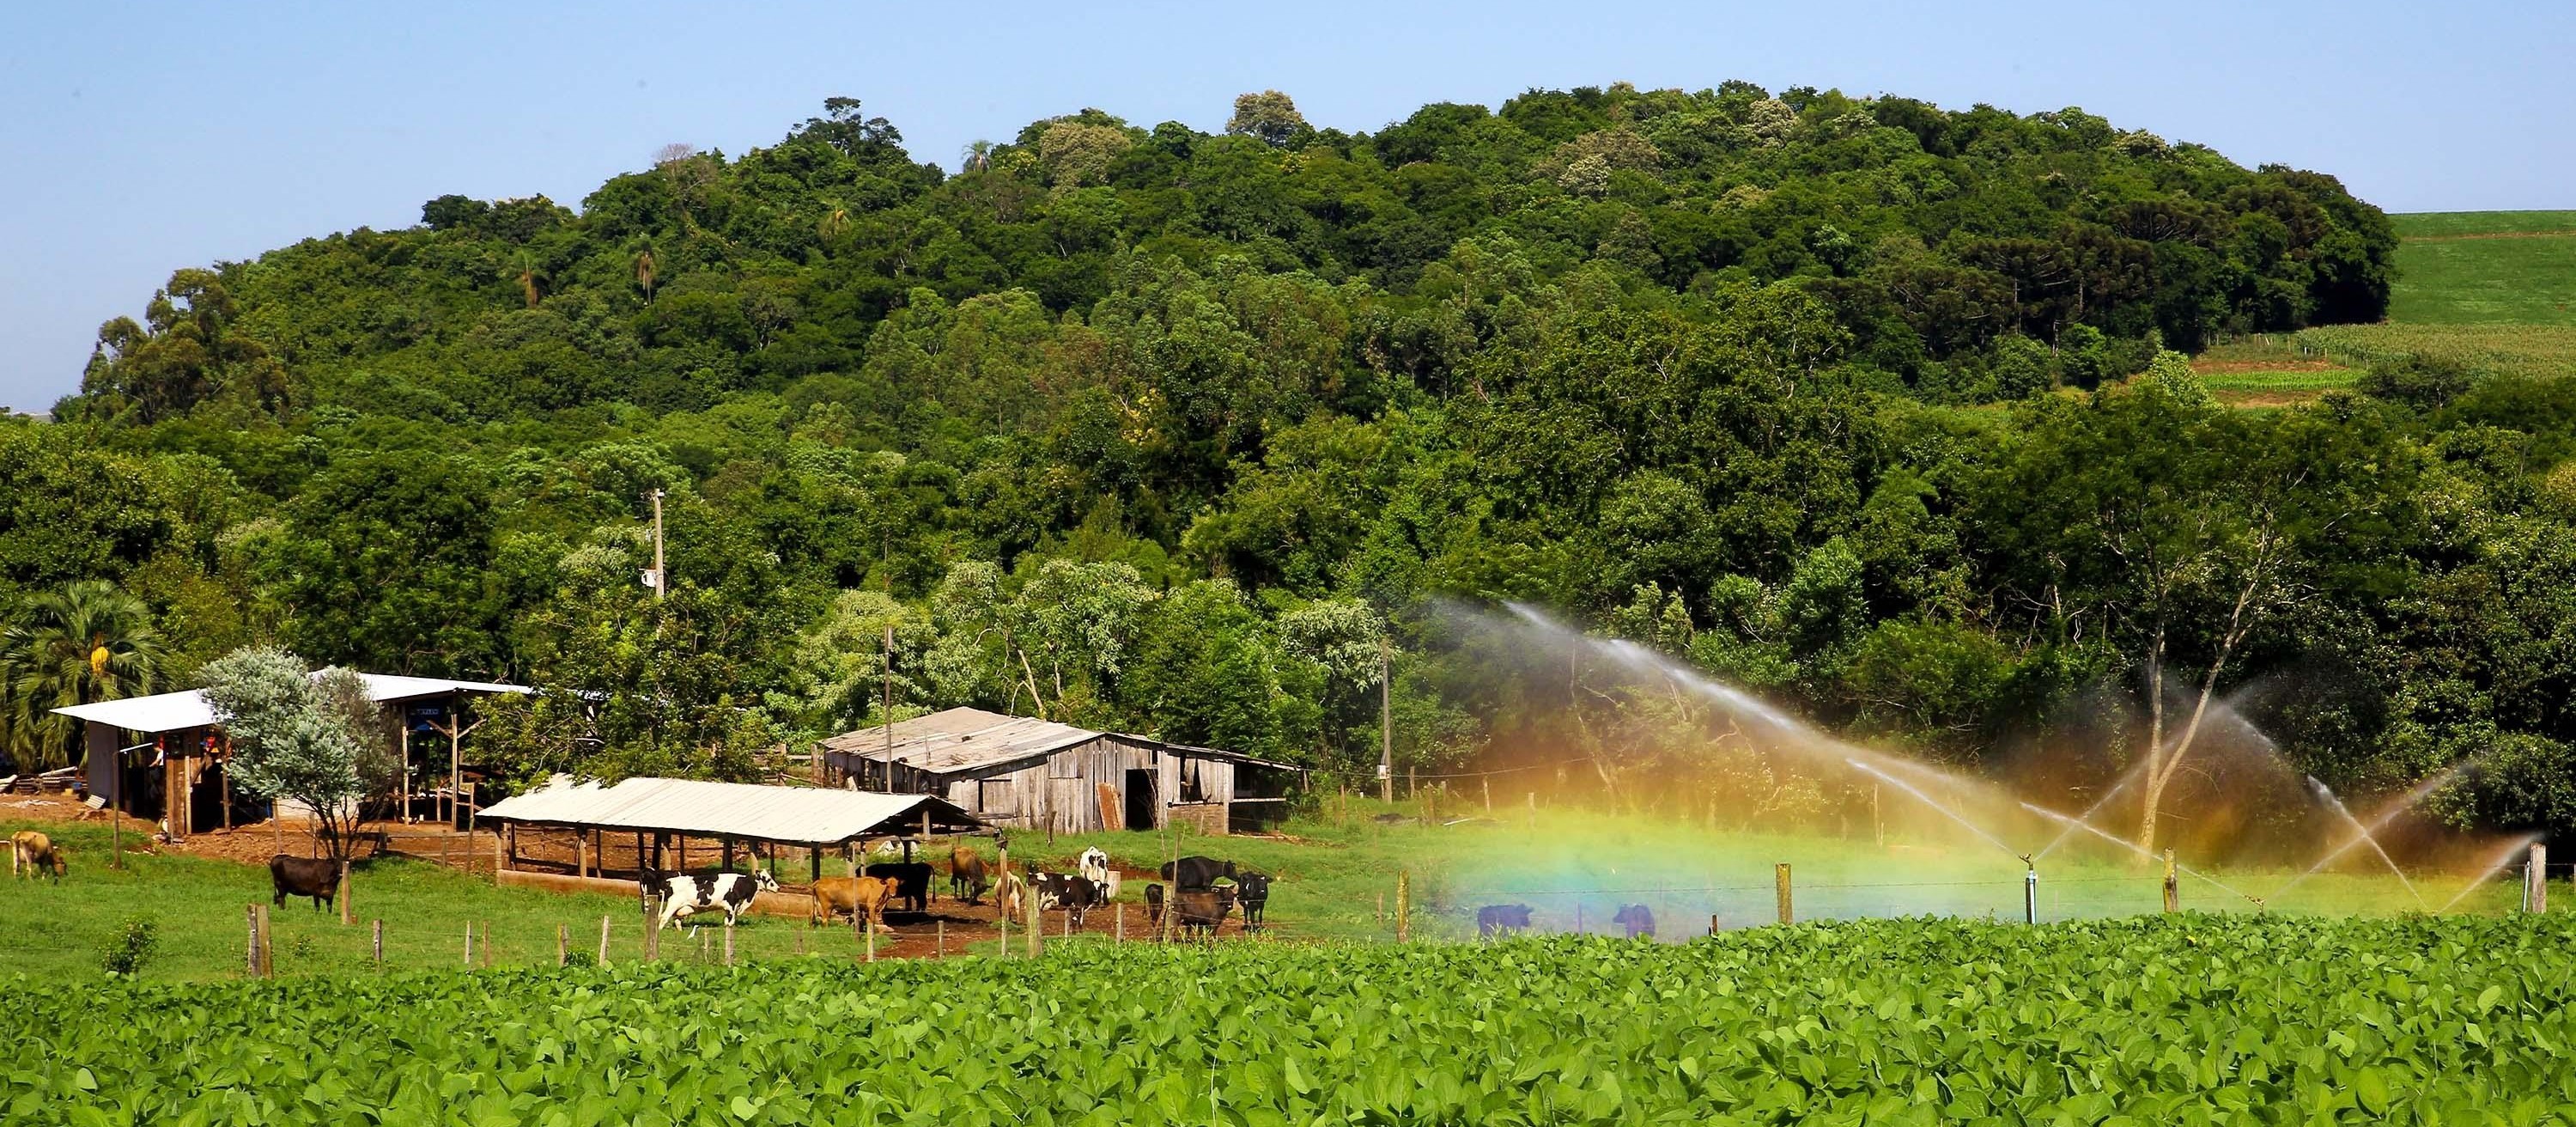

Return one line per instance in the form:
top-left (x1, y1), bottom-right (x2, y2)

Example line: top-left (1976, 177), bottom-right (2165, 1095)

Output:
top-left (1032, 871), bottom-right (1105, 928)
top-left (641, 869), bottom-right (780, 930)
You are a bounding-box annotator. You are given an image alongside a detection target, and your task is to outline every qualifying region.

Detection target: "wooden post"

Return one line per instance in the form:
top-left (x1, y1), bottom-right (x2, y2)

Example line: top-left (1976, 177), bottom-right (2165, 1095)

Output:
top-left (247, 905), bottom-right (261, 977)
top-left (937, 918), bottom-right (945, 957)
top-left (464, 922), bottom-right (474, 968)
top-left (373, 919), bottom-right (384, 966)
top-left (1775, 863), bottom-right (1793, 925)
top-left (865, 917), bottom-right (875, 963)
top-left (1116, 902), bottom-right (1125, 943)
top-left (599, 916), bottom-right (611, 966)
top-left (1395, 870), bottom-right (1411, 942)
top-left (1482, 777), bottom-right (1492, 813)
top-left (795, 929), bottom-right (806, 956)
top-left (998, 891), bottom-right (1009, 959)
top-left (2529, 844), bottom-right (2549, 914)
top-left (576, 832), bottom-right (588, 880)
top-left (724, 926), bottom-right (735, 967)
top-left (483, 920), bottom-right (492, 967)
top-left (809, 847), bottom-right (821, 886)
top-left (491, 830), bottom-right (503, 880)
top-left (700, 929), bottom-right (709, 961)
top-left (338, 862), bottom-right (353, 926)
top-left (1027, 874), bottom-right (1042, 957)
top-left (2162, 850), bottom-right (2179, 913)
top-left (1709, 913), bottom-right (1721, 937)
top-left (643, 899), bottom-right (659, 960)
top-left (558, 923), bottom-right (569, 966)
top-left (1379, 637), bottom-right (1394, 804)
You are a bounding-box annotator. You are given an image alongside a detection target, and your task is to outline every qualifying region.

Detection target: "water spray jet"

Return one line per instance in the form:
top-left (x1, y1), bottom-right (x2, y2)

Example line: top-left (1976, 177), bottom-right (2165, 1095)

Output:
top-left (2438, 833), bottom-right (2544, 914)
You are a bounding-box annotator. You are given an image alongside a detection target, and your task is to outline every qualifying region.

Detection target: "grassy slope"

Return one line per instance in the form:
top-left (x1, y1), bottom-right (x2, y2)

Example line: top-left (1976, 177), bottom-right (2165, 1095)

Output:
top-left (2289, 210), bottom-right (2576, 378)
top-left (2, 801), bottom-right (2518, 984)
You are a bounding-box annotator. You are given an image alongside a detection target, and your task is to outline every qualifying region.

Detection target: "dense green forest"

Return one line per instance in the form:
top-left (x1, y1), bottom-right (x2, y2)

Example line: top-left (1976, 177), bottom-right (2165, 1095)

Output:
top-left (7, 83), bottom-right (2571, 850)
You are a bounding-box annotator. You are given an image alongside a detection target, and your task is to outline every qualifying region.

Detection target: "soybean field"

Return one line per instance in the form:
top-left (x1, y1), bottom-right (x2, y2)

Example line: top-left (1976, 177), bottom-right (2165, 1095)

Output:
top-left (13, 913), bottom-right (2576, 1125)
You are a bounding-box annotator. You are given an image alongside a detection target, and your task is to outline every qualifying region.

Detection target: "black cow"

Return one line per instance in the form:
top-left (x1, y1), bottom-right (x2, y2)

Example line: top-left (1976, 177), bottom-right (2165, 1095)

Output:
top-left (1476, 904), bottom-right (1534, 938)
top-left (641, 869), bottom-right (780, 929)
top-left (1033, 872), bottom-right (1104, 928)
top-left (1613, 904), bottom-right (1656, 939)
top-left (270, 855), bottom-right (342, 911)
top-left (866, 862), bottom-right (934, 913)
top-left (1234, 872), bottom-right (1273, 932)
top-left (1174, 886), bottom-right (1235, 936)
top-left (1144, 883), bottom-right (1165, 929)
top-left (1159, 856), bottom-right (1236, 891)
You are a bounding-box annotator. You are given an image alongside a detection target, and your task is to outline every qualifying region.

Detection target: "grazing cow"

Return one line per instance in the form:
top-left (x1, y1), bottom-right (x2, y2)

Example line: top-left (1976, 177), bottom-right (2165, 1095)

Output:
top-left (10, 832), bottom-right (65, 882)
top-left (640, 869), bottom-right (781, 930)
top-left (1033, 872), bottom-right (1105, 928)
top-left (1159, 855), bottom-right (1236, 891)
top-left (1234, 872), bottom-right (1273, 932)
top-left (811, 875), bottom-right (900, 929)
top-left (270, 855), bottom-right (341, 911)
top-left (998, 870), bottom-right (1029, 920)
top-left (1143, 883), bottom-right (1165, 930)
top-left (1476, 904), bottom-right (1534, 938)
top-left (1173, 886), bottom-right (1236, 936)
top-left (1613, 904), bottom-right (1656, 940)
top-left (866, 862), bottom-right (934, 913)
top-left (949, 847), bottom-right (990, 905)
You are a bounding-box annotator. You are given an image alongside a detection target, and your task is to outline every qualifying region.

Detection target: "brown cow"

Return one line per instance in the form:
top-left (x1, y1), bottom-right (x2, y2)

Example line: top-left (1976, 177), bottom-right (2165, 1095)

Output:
top-left (10, 832), bottom-right (65, 882)
top-left (949, 846), bottom-right (990, 905)
top-left (270, 855), bottom-right (342, 911)
top-left (811, 875), bottom-right (900, 930)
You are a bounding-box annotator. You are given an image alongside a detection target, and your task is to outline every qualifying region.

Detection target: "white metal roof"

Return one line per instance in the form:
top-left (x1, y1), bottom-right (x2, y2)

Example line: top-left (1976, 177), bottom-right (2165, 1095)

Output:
top-left (817, 706), bottom-right (1109, 774)
top-left (53, 673), bottom-right (529, 734)
top-left (478, 775), bottom-right (982, 844)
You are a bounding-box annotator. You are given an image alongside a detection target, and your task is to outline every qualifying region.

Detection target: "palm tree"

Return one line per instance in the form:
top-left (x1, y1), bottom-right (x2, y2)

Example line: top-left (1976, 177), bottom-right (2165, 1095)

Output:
top-left (633, 246), bottom-right (658, 303)
top-left (513, 251), bottom-right (543, 309)
top-left (2, 582), bottom-right (164, 771)
top-left (961, 140), bottom-right (994, 173)
top-left (818, 204), bottom-right (850, 241)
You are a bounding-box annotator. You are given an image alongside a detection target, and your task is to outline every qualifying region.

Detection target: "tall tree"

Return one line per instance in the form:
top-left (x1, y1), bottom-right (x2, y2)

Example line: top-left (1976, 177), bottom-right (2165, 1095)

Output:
top-left (1, 581), bottom-right (163, 771)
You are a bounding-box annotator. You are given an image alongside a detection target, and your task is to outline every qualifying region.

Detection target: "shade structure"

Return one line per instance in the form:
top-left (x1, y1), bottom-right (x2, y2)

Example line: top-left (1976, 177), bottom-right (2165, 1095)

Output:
top-left (53, 674), bottom-right (529, 734)
top-left (477, 775), bottom-right (983, 846)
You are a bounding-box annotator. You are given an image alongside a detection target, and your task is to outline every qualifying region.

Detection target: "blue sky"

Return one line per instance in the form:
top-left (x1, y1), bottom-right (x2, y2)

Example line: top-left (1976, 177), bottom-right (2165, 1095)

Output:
top-left (3, 1), bottom-right (2569, 411)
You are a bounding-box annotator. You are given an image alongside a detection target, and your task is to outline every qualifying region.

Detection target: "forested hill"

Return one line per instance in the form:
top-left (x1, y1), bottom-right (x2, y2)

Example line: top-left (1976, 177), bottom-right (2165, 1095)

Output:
top-left (13, 86), bottom-right (2572, 844)
top-left (76, 85), bottom-right (2394, 427)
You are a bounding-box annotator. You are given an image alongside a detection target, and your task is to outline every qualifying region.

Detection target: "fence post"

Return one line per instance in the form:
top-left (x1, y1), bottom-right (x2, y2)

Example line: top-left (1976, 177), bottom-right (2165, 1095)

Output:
top-left (464, 922), bottom-right (474, 968)
top-left (1709, 913), bottom-right (1720, 937)
top-left (598, 916), bottom-right (611, 966)
top-left (724, 926), bottom-right (735, 967)
top-left (338, 862), bottom-right (353, 926)
top-left (2162, 850), bottom-right (2179, 913)
top-left (1775, 863), bottom-right (1793, 925)
top-left (1116, 902), bottom-right (1125, 943)
top-left (558, 923), bottom-right (569, 966)
top-left (373, 919), bottom-right (383, 966)
top-left (2529, 844), bottom-right (2549, 913)
top-left (865, 917), bottom-right (876, 963)
top-left (246, 905), bottom-right (261, 977)
top-left (937, 918), bottom-right (945, 957)
top-left (256, 905), bottom-right (271, 978)
top-left (1395, 870), bottom-right (1411, 942)
top-left (999, 895), bottom-right (1009, 958)
top-left (642, 899), bottom-right (659, 961)
top-left (1027, 875), bottom-right (1042, 957)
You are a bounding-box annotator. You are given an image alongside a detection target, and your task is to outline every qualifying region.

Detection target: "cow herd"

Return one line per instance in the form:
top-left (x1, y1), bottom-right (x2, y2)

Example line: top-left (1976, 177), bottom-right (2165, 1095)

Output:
top-left (1474, 901), bottom-right (1656, 939)
top-left (628, 842), bottom-right (1279, 941)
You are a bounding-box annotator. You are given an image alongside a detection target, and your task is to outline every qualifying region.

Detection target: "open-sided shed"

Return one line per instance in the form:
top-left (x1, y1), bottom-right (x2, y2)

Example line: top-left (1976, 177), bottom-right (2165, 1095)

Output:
top-left (478, 775), bottom-right (985, 885)
top-left (53, 673), bottom-right (527, 839)
top-left (817, 707), bottom-right (1301, 835)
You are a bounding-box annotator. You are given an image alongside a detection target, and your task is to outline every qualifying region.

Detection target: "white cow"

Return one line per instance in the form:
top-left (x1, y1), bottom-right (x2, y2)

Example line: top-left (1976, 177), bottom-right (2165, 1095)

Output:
top-left (641, 870), bottom-right (780, 930)
top-left (1078, 847), bottom-right (1118, 898)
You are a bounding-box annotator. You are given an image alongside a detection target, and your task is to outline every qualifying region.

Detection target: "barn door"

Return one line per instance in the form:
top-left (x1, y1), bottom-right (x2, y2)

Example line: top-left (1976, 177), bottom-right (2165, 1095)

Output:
top-left (1124, 769), bottom-right (1157, 831)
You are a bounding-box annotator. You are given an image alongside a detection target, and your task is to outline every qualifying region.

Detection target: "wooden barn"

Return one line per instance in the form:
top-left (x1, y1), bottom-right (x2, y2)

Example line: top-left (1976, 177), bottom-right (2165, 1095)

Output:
top-left (818, 707), bottom-right (1300, 835)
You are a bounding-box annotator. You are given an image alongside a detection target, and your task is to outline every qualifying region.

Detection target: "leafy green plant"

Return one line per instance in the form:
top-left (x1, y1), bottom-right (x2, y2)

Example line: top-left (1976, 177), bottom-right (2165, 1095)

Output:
top-left (15, 913), bottom-right (2576, 1123)
top-left (97, 917), bottom-right (156, 978)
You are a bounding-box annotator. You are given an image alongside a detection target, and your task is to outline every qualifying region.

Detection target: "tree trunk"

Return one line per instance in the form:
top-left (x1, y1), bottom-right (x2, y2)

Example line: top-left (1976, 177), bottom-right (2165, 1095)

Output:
top-left (2137, 623), bottom-right (2167, 856)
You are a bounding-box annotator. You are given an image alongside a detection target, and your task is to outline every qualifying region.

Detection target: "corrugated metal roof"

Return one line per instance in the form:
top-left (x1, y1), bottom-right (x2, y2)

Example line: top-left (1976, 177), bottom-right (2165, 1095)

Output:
top-left (479, 776), bottom-right (981, 844)
top-left (54, 674), bottom-right (530, 734)
top-left (817, 706), bottom-right (1109, 774)
top-left (818, 706), bottom-right (1304, 777)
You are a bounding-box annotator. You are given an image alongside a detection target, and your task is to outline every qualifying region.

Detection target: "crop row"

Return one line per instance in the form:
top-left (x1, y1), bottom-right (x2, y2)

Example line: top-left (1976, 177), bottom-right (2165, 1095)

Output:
top-left (10, 913), bottom-right (2576, 1125)
top-left (2299, 323), bottom-right (2576, 379)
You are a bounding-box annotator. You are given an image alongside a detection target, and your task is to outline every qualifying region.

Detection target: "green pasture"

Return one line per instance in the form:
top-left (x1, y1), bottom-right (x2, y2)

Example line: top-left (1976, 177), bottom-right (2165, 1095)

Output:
top-left (1, 799), bottom-right (2528, 984)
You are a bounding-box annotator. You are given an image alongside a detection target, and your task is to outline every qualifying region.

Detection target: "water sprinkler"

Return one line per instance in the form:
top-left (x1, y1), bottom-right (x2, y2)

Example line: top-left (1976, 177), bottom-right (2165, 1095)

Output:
top-left (2023, 857), bottom-right (2038, 925)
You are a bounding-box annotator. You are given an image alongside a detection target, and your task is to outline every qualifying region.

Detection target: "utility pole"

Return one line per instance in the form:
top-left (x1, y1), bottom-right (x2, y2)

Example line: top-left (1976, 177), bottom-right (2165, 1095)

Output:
top-left (1378, 636), bottom-right (1394, 805)
top-left (648, 489), bottom-right (667, 601)
top-left (881, 624), bottom-right (896, 791)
